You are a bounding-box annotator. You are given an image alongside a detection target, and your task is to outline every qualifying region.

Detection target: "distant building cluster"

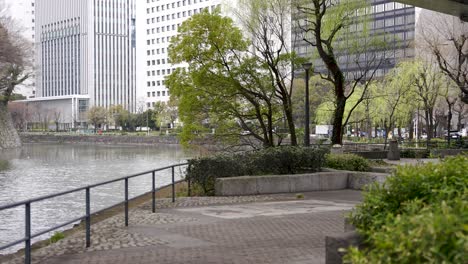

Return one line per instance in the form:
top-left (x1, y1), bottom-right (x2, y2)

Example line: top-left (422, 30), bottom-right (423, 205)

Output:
top-left (2, 0), bottom-right (461, 129)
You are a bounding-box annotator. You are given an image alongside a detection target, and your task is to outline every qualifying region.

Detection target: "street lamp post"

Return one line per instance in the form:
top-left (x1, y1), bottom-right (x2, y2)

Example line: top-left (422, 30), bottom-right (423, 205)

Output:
top-left (302, 62), bottom-right (313, 146)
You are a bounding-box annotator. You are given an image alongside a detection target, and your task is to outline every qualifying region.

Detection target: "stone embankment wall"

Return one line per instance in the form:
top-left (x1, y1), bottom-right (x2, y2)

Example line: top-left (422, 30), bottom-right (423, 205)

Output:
top-left (20, 134), bottom-right (181, 145)
top-left (0, 104), bottom-right (22, 150)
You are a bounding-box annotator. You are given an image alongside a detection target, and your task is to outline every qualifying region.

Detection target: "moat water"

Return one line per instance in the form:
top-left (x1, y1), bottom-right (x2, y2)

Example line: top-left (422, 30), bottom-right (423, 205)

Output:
top-left (0, 143), bottom-right (194, 254)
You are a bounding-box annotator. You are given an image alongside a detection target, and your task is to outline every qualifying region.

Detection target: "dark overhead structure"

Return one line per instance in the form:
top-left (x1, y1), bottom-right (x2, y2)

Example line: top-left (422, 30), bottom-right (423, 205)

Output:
top-left (395, 0), bottom-right (468, 21)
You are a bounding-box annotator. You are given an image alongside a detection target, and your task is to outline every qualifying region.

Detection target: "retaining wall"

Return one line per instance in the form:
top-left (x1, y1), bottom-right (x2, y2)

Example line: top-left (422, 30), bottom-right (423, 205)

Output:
top-left (215, 171), bottom-right (388, 196)
top-left (20, 134), bottom-right (180, 145)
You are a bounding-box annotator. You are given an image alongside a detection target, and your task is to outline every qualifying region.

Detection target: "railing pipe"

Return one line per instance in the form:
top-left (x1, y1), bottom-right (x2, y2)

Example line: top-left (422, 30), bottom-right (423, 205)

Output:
top-left (25, 203), bottom-right (31, 264)
top-left (85, 187), bottom-right (91, 248)
top-left (171, 166), bottom-right (175, 203)
top-left (152, 171), bottom-right (156, 213)
top-left (124, 178), bottom-right (129, 227)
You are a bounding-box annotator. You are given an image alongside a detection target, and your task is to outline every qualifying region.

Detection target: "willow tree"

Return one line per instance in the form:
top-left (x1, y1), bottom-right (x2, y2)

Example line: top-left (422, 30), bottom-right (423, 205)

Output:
top-left (377, 61), bottom-right (416, 147)
top-left (0, 15), bottom-right (30, 149)
top-left (295, 0), bottom-right (389, 144)
top-left (167, 10), bottom-right (279, 148)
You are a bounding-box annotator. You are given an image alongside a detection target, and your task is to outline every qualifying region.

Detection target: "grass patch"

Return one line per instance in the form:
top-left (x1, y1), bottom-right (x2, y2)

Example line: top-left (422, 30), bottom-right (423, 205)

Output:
top-left (49, 232), bottom-right (65, 244)
top-left (0, 160), bottom-right (10, 171)
top-left (295, 193), bottom-right (304, 199)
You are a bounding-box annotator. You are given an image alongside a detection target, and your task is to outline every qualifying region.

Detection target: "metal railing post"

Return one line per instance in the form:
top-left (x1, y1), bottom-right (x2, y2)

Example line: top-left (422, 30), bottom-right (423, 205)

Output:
top-left (171, 166), bottom-right (175, 203)
top-left (152, 171), bottom-right (156, 213)
top-left (124, 178), bottom-right (129, 226)
top-left (25, 202), bottom-right (31, 264)
top-left (85, 188), bottom-right (91, 248)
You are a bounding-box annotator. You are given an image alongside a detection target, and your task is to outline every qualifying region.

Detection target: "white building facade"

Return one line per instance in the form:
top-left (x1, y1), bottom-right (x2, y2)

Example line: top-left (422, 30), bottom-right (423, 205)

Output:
top-left (35, 0), bottom-right (137, 121)
top-left (137, 0), bottom-right (221, 110)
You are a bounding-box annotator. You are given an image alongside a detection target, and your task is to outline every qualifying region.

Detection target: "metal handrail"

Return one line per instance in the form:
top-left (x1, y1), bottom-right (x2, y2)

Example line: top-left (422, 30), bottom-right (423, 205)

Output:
top-left (0, 162), bottom-right (189, 264)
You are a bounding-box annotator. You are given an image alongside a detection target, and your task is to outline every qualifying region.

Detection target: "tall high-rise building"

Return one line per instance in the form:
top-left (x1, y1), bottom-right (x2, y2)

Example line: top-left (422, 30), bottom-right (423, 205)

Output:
top-left (137, 0), bottom-right (221, 110)
top-left (293, 0), bottom-right (416, 79)
top-left (34, 0), bottom-right (136, 118)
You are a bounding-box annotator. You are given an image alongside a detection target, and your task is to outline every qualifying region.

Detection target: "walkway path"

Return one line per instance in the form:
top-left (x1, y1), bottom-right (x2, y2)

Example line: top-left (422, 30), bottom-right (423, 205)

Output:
top-left (5, 190), bottom-right (362, 264)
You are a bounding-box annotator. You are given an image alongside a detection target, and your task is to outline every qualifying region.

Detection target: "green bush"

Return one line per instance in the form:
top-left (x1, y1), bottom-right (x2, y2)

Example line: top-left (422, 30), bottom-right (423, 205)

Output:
top-left (399, 149), bottom-right (430, 158)
top-left (345, 155), bottom-right (468, 263)
top-left (186, 147), bottom-right (328, 195)
top-left (324, 154), bottom-right (370, 172)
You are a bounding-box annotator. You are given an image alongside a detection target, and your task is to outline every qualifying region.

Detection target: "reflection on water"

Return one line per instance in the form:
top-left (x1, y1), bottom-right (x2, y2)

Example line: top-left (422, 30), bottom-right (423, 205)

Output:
top-left (0, 143), bottom-right (193, 254)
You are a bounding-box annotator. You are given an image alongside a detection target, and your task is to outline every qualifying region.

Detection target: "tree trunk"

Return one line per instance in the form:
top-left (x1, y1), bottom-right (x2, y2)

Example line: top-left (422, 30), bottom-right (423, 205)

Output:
top-left (0, 102), bottom-right (22, 149)
top-left (457, 112), bottom-right (462, 131)
top-left (409, 120), bottom-right (414, 140)
top-left (283, 101), bottom-right (297, 146)
top-left (447, 103), bottom-right (453, 132)
top-left (425, 109), bottom-right (434, 140)
top-left (332, 96), bottom-right (346, 145)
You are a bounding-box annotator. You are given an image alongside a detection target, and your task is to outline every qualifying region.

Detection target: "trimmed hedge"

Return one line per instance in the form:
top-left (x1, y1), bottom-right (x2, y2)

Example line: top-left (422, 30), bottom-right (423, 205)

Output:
top-left (325, 153), bottom-right (371, 172)
top-left (186, 147), bottom-right (328, 195)
top-left (345, 155), bottom-right (468, 263)
top-left (399, 149), bottom-right (430, 158)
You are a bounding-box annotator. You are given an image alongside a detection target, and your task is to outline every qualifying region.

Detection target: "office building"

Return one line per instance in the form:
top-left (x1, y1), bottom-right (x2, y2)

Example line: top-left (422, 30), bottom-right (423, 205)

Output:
top-left (293, 0), bottom-right (416, 79)
top-left (31, 0), bottom-right (136, 127)
top-left (137, 0), bottom-right (221, 110)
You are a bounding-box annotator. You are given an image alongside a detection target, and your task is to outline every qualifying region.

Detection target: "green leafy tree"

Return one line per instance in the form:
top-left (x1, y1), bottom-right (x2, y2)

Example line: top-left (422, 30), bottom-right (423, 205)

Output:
top-left (109, 105), bottom-right (130, 130)
top-left (87, 106), bottom-right (107, 132)
top-left (376, 61), bottom-right (416, 147)
top-left (167, 10), bottom-right (280, 147)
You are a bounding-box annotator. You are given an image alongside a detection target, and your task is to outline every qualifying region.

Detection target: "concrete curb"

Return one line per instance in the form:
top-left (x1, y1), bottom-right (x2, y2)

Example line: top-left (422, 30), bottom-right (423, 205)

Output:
top-left (215, 171), bottom-right (389, 196)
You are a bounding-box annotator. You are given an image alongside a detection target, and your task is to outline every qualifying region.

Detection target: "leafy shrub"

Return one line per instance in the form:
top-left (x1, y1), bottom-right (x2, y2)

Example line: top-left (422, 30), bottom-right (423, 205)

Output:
top-left (324, 154), bottom-right (370, 172)
top-left (0, 160), bottom-right (10, 171)
top-left (346, 198), bottom-right (467, 264)
top-left (346, 155), bottom-right (468, 263)
top-left (186, 147), bottom-right (327, 195)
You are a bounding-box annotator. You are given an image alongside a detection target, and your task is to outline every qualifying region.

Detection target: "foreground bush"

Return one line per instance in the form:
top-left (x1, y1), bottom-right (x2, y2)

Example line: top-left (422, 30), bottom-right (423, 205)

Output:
top-left (345, 198), bottom-right (467, 264)
top-left (325, 153), bottom-right (370, 172)
top-left (346, 155), bottom-right (468, 263)
top-left (186, 147), bottom-right (327, 195)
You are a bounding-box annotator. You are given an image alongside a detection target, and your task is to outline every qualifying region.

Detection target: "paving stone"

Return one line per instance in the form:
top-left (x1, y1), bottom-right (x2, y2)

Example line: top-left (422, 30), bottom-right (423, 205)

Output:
top-left (3, 190), bottom-right (362, 264)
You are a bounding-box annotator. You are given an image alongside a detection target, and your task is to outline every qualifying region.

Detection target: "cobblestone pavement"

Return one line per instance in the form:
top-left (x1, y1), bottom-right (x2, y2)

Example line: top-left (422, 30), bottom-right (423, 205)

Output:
top-left (5, 190), bottom-right (362, 264)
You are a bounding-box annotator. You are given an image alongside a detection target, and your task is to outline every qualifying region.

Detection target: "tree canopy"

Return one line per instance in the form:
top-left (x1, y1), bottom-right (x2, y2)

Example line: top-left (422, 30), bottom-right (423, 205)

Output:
top-left (167, 9), bottom-right (288, 148)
